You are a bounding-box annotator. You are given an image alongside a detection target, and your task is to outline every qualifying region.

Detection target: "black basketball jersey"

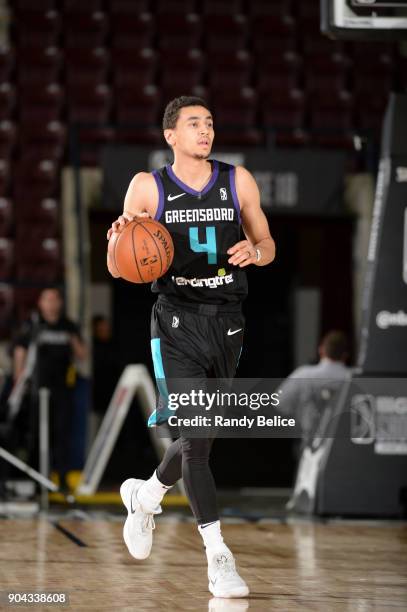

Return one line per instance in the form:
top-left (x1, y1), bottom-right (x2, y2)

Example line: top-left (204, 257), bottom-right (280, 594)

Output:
top-left (151, 160), bottom-right (248, 305)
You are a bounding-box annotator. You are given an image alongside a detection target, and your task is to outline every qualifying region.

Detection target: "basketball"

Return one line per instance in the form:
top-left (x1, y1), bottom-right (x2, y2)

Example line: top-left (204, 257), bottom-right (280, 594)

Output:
top-left (108, 219), bottom-right (174, 283)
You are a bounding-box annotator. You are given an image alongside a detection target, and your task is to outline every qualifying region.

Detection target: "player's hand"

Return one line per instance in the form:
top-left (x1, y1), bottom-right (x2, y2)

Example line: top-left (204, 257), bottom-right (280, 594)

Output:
top-left (227, 240), bottom-right (257, 267)
top-left (106, 211), bottom-right (151, 240)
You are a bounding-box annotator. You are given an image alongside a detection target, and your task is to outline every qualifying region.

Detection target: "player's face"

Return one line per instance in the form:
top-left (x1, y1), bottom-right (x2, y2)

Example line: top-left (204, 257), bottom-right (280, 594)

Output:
top-left (38, 289), bottom-right (63, 321)
top-left (167, 106), bottom-right (214, 159)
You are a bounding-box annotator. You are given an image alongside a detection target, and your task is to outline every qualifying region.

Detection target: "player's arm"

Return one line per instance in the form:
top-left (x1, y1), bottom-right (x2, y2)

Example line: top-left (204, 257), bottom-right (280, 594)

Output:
top-left (228, 166), bottom-right (276, 268)
top-left (106, 172), bottom-right (159, 277)
top-left (13, 346), bottom-right (27, 383)
top-left (70, 334), bottom-right (87, 361)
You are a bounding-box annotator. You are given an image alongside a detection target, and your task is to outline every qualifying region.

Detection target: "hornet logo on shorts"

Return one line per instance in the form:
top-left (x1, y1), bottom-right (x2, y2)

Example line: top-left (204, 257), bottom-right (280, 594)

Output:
top-left (172, 316), bottom-right (179, 328)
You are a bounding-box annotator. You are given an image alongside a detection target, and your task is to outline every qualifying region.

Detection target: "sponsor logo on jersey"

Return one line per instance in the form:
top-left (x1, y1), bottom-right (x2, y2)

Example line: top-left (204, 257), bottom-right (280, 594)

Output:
top-left (165, 208), bottom-right (234, 224)
top-left (220, 187), bottom-right (227, 200)
top-left (172, 273), bottom-right (234, 289)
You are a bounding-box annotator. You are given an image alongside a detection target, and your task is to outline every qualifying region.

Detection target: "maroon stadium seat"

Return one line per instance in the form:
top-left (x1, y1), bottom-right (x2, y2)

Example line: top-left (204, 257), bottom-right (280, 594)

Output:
top-left (253, 13), bottom-right (296, 37)
top-left (14, 288), bottom-right (41, 324)
top-left (12, 0), bottom-right (56, 10)
top-left (0, 283), bottom-right (14, 336)
top-left (17, 46), bottom-right (62, 84)
top-left (19, 121), bottom-right (66, 162)
top-left (207, 50), bottom-right (252, 89)
top-left (304, 54), bottom-right (351, 94)
top-left (203, 0), bottom-right (244, 14)
top-left (297, 0), bottom-right (320, 33)
top-left (211, 88), bottom-right (258, 132)
top-left (115, 84), bottom-right (160, 125)
top-left (15, 197), bottom-right (59, 231)
top-left (16, 226), bottom-right (58, 249)
top-left (0, 84), bottom-right (16, 121)
top-left (0, 198), bottom-right (13, 236)
top-left (116, 127), bottom-right (163, 146)
top-left (64, 11), bottom-right (108, 48)
top-left (62, 0), bottom-right (103, 11)
top-left (255, 50), bottom-right (302, 85)
top-left (160, 47), bottom-right (204, 73)
top-left (302, 34), bottom-right (347, 58)
top-left (113, 48), bottom-right (157, 89)
top-left (15, 10), bottom-right (61, 48)
top-left (13, 159), bottom-right (59, 199)
top-left (310, 90), bottom-right (354, 147)
top-left (0, 48), bottom-right (14, 82)
top-left (16, 237), bottom-right (61, 283)
top-left (0, 160), bottom-right (11, 196)
top-left (157, 13), bottom-right (202, 51)
top-left (0, 121), bottom-right (17, 159)
top-left (261, 88), bottom-right (306, 130)
top-left (204, 14), bottom-right (248, 52)
top-left (65, 47), bottom-right (110, 88)
top-left (108, 0), bottom-right (150, 12)
top-left (253, 35), bottom-right (297, 55)
top-left (155, 0), bottom-right (196, 12)
top-left (75, 125), bottom-right (116, 166)
top-left (159, 49), bottom-right (204, 94)
top-left (68, 83), bottom-right (112, 123)
top-left (19, 83), bottom-right (64, 123)
top-left (0, 238), bottom-right (14, 279)
top-left (248, 0), bottom-right (292, 15)
top-left (111, 12), bottom-right (154, 49)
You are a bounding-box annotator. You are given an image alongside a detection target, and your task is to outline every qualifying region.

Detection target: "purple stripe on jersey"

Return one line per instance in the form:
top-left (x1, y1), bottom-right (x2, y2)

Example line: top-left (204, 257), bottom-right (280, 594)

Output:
top-left (229, 166), bottom-right (241, 224)
top-left (166, 160), bottom-right (219, 196)
top-left (152, 170), bottom-right (164, 220)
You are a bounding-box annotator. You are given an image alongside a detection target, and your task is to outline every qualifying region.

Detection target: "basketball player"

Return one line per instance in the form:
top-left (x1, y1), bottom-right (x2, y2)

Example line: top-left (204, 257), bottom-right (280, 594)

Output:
top-left (107, 96), bottom-right (275, 598)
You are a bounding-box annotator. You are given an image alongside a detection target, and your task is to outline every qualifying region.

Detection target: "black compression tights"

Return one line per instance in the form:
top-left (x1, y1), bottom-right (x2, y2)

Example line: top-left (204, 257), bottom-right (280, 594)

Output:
top-left (156, 436), bottom-right (217, 525)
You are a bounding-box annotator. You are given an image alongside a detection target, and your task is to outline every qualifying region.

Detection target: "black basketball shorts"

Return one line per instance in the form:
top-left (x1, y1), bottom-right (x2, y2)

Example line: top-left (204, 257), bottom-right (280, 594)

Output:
top-left (148, 294), bottom-right (245, 427)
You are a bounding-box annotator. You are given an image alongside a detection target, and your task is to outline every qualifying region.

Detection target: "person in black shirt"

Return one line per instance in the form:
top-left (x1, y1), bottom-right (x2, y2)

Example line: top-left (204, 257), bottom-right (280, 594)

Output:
top-left (13, 288), bottom-right (87, 492)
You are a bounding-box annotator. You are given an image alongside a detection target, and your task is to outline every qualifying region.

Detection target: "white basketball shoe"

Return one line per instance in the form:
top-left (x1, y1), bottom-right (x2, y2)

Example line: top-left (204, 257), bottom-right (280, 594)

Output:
top-left (207, 550), bottom-right (249, 598)
top-left (120, 478), bottom-right (162, 560)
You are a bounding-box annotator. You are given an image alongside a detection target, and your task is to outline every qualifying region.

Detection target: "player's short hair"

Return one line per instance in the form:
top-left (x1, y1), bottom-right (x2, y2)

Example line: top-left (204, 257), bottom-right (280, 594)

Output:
top-left (39, 286), bottom-right (63, 299)
top-left (162, 95), bottom-right (211, 130)
top-left (320, 330), bottom-right (349, 361)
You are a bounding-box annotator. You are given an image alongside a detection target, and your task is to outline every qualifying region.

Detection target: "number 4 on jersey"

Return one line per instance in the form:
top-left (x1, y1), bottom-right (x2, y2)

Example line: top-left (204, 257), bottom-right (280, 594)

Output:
top-left (189, 226), bottom-right (217, 264)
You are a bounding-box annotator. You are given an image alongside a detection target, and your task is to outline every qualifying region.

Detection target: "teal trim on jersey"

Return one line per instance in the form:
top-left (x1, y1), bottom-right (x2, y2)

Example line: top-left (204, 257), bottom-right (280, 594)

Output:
top-left (189, 226), bottom-right (217, 264)
top-left (237, 346), bottom-right (243, 369)
top-left (148, 338), bottom-right (172, 427)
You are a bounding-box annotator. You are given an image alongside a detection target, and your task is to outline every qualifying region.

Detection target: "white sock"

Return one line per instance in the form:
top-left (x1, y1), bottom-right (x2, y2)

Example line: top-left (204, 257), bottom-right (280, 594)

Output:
top-left (136, 470), bottom-right (173, 513)
top-left (198, 520), bottom-right (230, 560)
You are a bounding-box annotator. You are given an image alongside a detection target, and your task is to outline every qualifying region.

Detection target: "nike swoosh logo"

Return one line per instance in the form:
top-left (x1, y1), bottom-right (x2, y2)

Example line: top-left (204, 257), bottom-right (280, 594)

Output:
top-left (167, 193), bottom-right (186, 201)
top-left (130, 491), bottom-right (136, 514)
top-left (227, 328), bottom-right (242, 336)
top-left (210, 577), bottom-right (217, 586)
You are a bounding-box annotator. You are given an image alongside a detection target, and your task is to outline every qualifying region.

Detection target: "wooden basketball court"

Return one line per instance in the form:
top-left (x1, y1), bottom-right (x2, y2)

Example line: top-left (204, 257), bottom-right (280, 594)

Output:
top-left (0, 515), bottom-right (406, 610)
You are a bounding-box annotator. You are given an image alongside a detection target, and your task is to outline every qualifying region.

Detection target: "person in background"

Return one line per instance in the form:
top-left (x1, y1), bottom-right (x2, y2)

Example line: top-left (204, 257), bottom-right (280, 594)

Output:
top-left (91, 314), bottom-right (120, 420)
top-left (13, 287), bottom-right (87, 493)
top-left (278, 330), bottom-right (351, 457)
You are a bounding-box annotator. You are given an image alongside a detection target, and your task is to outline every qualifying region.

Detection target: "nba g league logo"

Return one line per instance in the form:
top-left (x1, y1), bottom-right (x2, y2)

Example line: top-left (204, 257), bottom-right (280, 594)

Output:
top-left (220, 188), bottom-right (227, 201)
